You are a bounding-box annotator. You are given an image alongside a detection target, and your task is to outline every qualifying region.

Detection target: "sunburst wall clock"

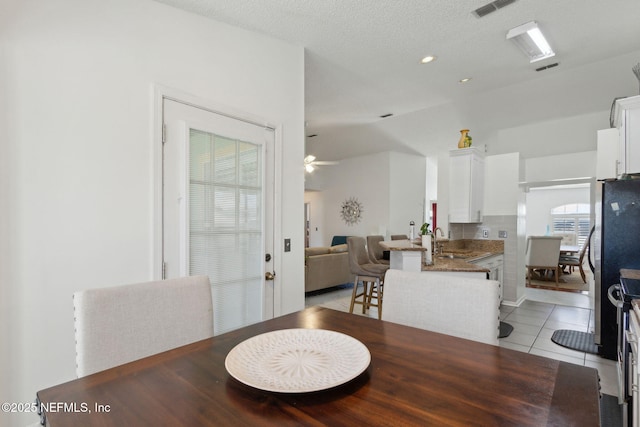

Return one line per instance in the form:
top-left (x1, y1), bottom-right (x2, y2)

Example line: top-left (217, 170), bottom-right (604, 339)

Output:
top-left (340, 197), bottom-right (363, 226)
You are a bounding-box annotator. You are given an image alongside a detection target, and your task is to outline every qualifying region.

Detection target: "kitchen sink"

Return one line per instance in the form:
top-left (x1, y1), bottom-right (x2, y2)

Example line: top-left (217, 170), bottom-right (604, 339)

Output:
top-left (437, 253), bottom-right (470, 260)
top-left (436, 251), bottom-right (492, 261)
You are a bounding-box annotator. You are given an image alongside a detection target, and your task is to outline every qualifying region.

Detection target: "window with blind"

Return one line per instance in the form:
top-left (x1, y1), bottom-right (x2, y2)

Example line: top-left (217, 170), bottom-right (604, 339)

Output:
top-left (551, 204), bottom-right (591, 247)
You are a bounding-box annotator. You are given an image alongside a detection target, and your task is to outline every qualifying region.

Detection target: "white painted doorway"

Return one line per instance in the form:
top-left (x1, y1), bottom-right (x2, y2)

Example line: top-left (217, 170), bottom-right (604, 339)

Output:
top-left (162, 98), bottom-right (276, 335)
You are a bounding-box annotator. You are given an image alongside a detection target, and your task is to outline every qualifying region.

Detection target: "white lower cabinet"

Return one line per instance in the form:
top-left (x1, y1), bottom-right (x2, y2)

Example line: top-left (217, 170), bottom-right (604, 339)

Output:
top-left (471, 254), bottom-right (504, 302)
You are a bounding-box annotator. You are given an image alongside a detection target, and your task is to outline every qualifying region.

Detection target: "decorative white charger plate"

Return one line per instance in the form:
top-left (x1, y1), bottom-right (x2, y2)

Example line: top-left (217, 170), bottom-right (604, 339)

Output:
top-left (225, 328), bottom-right (371, 393)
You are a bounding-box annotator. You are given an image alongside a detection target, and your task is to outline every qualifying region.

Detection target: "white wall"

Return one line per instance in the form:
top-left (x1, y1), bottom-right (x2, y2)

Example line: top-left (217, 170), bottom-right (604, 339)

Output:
top-left (303, 163), bottom-right (327, 191)
top-left (492, 111), bottom-right (607, 160)
top-left (436, 148), bottom-right (451, 236)
top-left (304, 190), bottom-right (325, 247)
top-left (389, 152), bottom-right (427, 235)
top-left (425, 155), bottom-right (439, 230)
top-left (0, 2), bottom-right (10, 414)
top-left (525, 186), bottom-right (591, 236)
top-left (525, 151), bottom-right (597, 182)
top-left (484, 153), bottom-right (520, 216)
top-left (0, 1), bottom-right (304, 425)
top-left (322, 152), bottom-right (391, 240)
top-left (309, 151), bottom-right (426, 244)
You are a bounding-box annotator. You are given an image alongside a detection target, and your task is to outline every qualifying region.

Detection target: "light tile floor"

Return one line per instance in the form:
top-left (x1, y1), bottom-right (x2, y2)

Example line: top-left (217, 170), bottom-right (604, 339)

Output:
top-left (305, 284), bottom-right (618, 396)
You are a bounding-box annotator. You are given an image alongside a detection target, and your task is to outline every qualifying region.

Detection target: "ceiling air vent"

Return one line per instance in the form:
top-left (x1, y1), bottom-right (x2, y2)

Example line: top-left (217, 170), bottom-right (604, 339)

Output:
top-left (535, 62), bottom-right (559, 72)
top-left (473, 0), bottom-right (517, 18)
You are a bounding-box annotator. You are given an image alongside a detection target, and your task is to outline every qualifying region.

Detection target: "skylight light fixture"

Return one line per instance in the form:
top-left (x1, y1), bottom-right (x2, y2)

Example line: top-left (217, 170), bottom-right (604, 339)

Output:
top-left (506, 21), bottom-right (555, 63)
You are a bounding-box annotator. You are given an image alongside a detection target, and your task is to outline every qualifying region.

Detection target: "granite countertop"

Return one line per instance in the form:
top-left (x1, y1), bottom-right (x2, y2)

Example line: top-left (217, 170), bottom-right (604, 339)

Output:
top-left (422, 252), bottom-right (492, 272)
top-left (379, 239), bottom-right (426, 251)
top-left (380, 238), bottom-right (504, 272)
top-left (422, 240), bottom-right (505, 272)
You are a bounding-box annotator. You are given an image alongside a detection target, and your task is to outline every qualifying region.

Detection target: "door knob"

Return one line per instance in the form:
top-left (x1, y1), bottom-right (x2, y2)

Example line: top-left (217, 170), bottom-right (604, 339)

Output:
top-left (265, 271), bottom-right (276, 281)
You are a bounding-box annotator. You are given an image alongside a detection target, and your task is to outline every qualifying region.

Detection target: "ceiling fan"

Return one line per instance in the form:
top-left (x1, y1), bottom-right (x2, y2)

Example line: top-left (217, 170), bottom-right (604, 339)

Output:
top-left (304, 155), bottom-right (339, 173)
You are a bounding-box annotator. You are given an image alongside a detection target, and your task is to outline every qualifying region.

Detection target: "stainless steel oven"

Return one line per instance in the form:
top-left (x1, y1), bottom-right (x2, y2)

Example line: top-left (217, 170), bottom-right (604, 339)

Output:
top-left (609, 284), bottom-right (628, 402)
top-left (629, 306), bottom-right (640, 427)
top-left (609, 277), bottom-right (640, 426)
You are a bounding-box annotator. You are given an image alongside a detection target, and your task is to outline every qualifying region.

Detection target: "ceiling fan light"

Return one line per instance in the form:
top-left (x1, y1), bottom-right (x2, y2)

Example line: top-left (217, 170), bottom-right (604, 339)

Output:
top-left (304, 155), bottom-right (316, 163)
top-left (506, 21), bottom-right (555, 63)
top-left (305, 164), bottom-right (315, 173)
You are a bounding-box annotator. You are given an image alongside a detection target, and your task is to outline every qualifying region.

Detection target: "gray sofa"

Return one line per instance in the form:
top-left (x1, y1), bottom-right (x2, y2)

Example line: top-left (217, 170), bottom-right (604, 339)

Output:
top-left (304, 244), bottom-right (353, 293)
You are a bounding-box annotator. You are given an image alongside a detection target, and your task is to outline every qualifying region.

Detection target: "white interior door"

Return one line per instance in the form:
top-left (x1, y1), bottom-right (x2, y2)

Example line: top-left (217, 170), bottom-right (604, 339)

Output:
top-left (163, 98), bottom-right (275, 335)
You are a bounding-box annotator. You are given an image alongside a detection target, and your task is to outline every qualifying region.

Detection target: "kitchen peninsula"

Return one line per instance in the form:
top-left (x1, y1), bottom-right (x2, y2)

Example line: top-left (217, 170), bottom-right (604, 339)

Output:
top-left (380, 239), bottom-right (504, 280)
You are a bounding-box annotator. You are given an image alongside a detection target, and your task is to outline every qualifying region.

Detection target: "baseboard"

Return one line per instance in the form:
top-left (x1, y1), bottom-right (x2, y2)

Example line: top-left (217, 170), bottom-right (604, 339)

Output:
top-left (500, 294), bottom-right (527, 307)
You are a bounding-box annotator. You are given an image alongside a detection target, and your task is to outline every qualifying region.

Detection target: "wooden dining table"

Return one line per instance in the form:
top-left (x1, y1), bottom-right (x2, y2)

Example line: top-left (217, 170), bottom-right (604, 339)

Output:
top-left (559, 245), bottom-right (581, 274)
top-left (37, 306), bottom-right (600, 426)
top-left (560, 245), bottom-right (580, 255)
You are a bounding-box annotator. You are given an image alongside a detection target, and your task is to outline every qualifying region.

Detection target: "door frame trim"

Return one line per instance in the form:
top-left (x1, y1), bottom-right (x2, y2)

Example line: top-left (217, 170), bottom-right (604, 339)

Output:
top-left (152, 84), bottom-right (283, 315)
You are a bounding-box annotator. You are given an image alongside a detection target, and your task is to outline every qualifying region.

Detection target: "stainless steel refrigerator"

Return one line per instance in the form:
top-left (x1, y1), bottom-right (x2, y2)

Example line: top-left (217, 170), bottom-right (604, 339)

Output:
top-left (594, 179), bottom-right (640, 360)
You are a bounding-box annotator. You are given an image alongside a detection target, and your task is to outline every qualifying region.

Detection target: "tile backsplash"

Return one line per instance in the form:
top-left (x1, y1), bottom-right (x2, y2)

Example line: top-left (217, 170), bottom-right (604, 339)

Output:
top-left (450, 215), bottom-right (519, 303)
top-left (449, 215), bottom-right (516, 241)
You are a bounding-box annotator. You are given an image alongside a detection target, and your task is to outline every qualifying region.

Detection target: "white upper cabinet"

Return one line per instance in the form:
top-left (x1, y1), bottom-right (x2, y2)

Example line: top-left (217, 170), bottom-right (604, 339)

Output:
top-left (596, 128), bottom-right (620, 180)
top-left (449, 147), bottom-right (484, 223)
top-left (609, 95), bottom-right (640, 178)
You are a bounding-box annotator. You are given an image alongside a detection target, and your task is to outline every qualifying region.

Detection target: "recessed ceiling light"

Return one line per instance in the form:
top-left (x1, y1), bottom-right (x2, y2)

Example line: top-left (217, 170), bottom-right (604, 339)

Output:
top-left (420, 55), bottom-right (437, 64)
top-left (459, 78), bottom-right (472, 83)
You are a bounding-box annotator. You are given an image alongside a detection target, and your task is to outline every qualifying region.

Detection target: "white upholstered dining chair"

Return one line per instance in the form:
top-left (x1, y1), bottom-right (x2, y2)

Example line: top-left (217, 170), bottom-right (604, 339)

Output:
top-left (382, 269), bottom-right (500, 345)
top-left (73, 275), bottom-right (213, 377)
top-left (525, 236), bottom-right (563, 286)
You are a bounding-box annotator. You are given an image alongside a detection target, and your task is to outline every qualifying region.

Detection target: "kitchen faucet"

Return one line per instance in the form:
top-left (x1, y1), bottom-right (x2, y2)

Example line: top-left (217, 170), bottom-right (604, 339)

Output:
top-left (433, 227), bottom-right (445, 254)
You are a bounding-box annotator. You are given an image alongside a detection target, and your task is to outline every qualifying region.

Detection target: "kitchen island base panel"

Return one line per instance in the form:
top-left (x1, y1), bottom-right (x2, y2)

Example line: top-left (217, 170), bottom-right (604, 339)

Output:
top-left (389, 250), bottom-right (422, 272)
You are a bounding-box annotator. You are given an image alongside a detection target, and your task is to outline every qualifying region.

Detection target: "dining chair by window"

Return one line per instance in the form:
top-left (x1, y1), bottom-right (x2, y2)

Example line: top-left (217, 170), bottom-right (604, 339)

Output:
top-left (73, 275), bottom-right (213, 377)
top-left (366, 235), bottom-right (390, 265)
top-left (347, 237), bottom-right (389, 320)
top-left (559, 227), bottom-right (594, 283)
top-left (525, 236), bottom-right (563, 286)
top-left (382, 269), bottom-right (500, 345)
top-left (553, 232), bottom-right (577, 246)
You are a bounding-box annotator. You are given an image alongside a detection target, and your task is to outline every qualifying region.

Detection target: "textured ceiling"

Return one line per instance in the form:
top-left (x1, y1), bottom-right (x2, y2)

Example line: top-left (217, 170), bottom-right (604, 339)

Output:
top-left (154, 0), bottom-right (640, 160)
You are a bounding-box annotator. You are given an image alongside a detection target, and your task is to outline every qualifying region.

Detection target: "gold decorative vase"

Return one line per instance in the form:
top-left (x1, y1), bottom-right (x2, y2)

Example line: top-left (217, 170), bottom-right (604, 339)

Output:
top-left (457, 129), bottom-right (469, 149)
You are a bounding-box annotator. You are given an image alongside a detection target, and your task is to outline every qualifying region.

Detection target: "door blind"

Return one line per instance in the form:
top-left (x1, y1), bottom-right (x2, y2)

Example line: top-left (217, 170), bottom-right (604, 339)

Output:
top-left (189, 129), bottom-right (263, 334)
